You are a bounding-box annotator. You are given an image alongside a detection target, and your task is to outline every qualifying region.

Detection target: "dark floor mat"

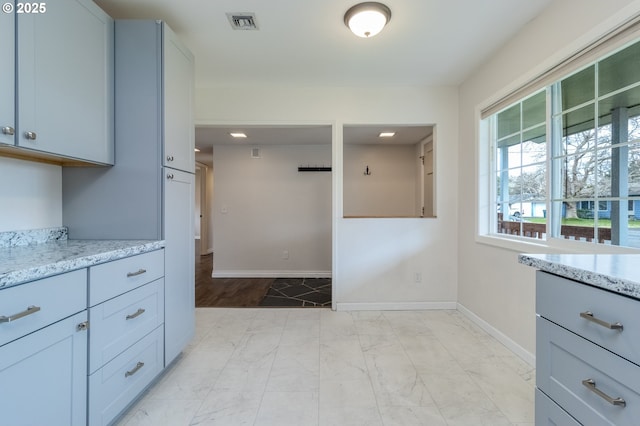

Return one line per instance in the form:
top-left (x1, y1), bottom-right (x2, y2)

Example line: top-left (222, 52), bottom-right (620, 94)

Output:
top-left (259, 277), bottom-right (332, 307)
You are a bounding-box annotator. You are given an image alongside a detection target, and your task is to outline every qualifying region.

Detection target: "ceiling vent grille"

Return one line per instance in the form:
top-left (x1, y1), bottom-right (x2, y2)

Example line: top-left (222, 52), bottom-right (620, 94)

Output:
top-left (226, 13), bottom-right (259, 30)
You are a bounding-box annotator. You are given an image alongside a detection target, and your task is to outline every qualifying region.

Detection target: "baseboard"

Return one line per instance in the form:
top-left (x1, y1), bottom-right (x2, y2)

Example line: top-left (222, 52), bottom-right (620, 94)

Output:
top-left (212, 270), bottom-right (332, 278)
top-left (457, 303), bottom-right (535, 367)
top-left (335, 301), bottom-right (457, 311)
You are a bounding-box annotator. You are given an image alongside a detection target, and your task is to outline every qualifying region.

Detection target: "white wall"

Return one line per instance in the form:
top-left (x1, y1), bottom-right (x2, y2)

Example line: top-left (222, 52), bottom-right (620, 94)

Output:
top-left (196, 85), bottom-right (459, 308)
top-left (343, 144), bottom-right (416, 217)
top-left (0, 157), bottom-right (62, 232)
top-left (458, 0), bottom-right (640, 360)
top-left (211, 143), bottom-right (332, 276)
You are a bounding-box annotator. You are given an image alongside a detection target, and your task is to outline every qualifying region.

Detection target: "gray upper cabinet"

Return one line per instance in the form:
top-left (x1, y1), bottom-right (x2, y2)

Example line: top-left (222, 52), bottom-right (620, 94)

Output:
top-left (0, 1), bottom-right (15, 146)
top-left (16, 0), bottom-right (114, 164)
top-left (163, 25), bottom-right (195, 173)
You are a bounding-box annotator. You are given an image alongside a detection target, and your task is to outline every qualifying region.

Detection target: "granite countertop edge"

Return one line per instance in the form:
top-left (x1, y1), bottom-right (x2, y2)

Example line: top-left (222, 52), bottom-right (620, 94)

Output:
top-left (519, 253), bottom-right (640, 300)
top-left (0, 240), bottom-right (165, 289)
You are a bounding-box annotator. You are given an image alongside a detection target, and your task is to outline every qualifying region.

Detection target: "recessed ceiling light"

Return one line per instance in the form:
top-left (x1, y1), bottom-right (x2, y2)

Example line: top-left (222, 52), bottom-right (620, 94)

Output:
top-left (379, 132), bottom-right (395, 137)
top-left (230, 132), bottom-right (247, 138)
top-left (194, 148), bottom-right (201, 152)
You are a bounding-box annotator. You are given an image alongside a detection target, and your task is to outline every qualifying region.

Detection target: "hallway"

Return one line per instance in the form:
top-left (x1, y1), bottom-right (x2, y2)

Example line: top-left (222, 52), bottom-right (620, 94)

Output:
top-left (195, 254), bottom-right (332, 307)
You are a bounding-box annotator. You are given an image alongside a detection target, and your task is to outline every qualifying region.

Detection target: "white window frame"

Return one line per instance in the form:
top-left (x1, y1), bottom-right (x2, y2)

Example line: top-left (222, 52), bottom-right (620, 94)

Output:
top-left (477, 78), bottom-right (640, 254)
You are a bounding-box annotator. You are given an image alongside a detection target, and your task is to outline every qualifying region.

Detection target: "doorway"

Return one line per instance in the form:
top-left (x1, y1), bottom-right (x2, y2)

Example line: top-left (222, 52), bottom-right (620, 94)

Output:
top-left (194, 162), bottom-right (210, 257)
top-left (194, 124), bottom-right (333, 307)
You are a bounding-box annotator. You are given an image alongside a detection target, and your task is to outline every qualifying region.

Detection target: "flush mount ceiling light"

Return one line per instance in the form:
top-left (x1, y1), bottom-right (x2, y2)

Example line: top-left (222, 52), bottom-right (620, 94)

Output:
top-left (344, 2), bottom-right (391, 38)
top-left (230, 132), bottom-right (247, 138)
top-left (379, 132), bottom-right (395, 137)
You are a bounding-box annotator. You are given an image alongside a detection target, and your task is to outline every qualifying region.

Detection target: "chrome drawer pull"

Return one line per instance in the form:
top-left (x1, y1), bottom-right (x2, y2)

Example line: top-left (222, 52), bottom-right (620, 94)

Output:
top-left (126, 308), bottom-right (146, 320)
top-left (126, 268), bottom-right (147, 278)
top-left (580, 311), bottom-right (623, 330)
top-left (582, 379), bottom-right (626, 407)
top-left (125, 361), bottom-right (145, 378)
top-left (0, 305), bottom-right (41, 323)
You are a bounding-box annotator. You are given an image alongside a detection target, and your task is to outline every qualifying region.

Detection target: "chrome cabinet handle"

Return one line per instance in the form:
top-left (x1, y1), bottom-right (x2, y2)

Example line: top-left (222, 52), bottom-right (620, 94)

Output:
top-left (580, 311), bottom-right (623, 330)
top-left (125, 361), bottom-right (145, 378)
top-left (166, 155), bottom-right (174, 161)
top-left (167, 173), bottom-right (174, 180)
top-left (126, 308), bottom-right (146, 320)
top-left (0, 305), bottom-right (41, 323)
top-left (77, 321), bottom-right (89, 332)
top-left (126, 268), bottom-right (147, 278)
top-left (582, 379), bottom-right (626, 407)
top-left (1, 126), bottom-right (14, 135)
top-left (24, 131), bottom-right (37, 140)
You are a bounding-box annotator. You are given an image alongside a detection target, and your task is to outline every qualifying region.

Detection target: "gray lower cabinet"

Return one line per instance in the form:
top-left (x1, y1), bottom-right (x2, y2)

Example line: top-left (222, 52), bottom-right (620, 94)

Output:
top-left (0, 250), bottom-right (167, 425)
top-left (9, 0), bottom-right (114, 164)
top-left (164, 168), bottom-right (195, 364)
top-left (536, 271), bottom-right (640, 425)
top-left (88, 250), bottom-right (166, 426)
top-left (0, 271), bottom-right (88, 426)
top-left (535, 388), bottom-right (580, 426)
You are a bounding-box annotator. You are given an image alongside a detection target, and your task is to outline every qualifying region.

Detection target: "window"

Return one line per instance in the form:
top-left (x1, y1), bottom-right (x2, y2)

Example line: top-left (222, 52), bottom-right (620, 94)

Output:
top-left (485, 38), bottom-right (640, 249)
top-left (494, 91), bottom-right (547, 237)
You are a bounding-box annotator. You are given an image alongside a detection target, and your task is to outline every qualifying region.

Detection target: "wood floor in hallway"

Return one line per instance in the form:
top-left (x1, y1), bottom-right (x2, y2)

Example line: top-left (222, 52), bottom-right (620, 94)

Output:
top-left (195, 254), bottom-right (273, 307)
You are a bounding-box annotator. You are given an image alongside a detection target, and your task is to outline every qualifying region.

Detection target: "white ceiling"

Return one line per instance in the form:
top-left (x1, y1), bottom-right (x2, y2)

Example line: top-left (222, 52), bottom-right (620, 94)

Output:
top-left (95, 0), bottom-right (552, 88)
top-left (95, 0), bottom-right (553, 157)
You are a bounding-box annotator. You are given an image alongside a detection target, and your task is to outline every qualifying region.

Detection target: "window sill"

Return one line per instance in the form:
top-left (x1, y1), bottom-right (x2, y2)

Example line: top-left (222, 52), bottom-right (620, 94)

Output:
top-left (476, 234), bottom-right (640, 255)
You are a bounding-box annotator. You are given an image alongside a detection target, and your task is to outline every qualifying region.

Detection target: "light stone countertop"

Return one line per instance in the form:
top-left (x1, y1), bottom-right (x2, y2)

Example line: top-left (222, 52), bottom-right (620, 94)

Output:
top-left (519, 253), bottom-right (640, 300)
top-left (0, 238), bottom-right (164, 289)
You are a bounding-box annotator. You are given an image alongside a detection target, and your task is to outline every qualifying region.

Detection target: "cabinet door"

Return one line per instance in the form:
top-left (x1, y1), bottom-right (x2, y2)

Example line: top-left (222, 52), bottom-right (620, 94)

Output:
top-left (0, 1), bottom-right (14, 146)
top-left (163, 23), bottom-right (195, 173)
top-left (164, 168), bottom-right (195, 365)
top-left (17, 0), bottom-right (114, 164)
top-left (0, 311), bottom-right (88, 426)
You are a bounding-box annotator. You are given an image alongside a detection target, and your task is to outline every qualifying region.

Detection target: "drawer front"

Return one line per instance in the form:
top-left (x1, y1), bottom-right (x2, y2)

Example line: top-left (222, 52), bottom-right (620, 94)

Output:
top-left (535, 388), bottom-right (580, 426)
top-left (537, 317), bottom-right (640, 426)
top-left (89, 325), bottom-right (164, 426)
top-left (0, 269), bottom-right (86, 347)
top-left (89, 278), bottom-right (164, 374)
top-left (537, 270), bottom-right (640, 364)
top-left (89, 249), bottom-right (164, 306)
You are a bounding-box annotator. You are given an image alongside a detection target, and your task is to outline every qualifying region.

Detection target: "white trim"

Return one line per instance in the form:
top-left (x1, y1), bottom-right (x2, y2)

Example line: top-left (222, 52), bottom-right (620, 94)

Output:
top-left (336, 301), bottom-right (457, 311)
top-left (212, 270), bottom-right (332, 278)
top-left (457, 303), bottom-right (535, 367)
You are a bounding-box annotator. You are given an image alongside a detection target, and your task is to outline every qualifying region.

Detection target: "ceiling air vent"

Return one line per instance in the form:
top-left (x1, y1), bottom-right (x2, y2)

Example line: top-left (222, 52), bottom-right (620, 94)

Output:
top-left (226, 13), bottom-right (259, 30)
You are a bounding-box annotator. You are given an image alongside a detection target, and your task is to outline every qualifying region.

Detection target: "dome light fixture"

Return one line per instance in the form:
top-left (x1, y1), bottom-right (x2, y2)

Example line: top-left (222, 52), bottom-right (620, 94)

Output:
top-left (344, 2), bottom-right (391, 38)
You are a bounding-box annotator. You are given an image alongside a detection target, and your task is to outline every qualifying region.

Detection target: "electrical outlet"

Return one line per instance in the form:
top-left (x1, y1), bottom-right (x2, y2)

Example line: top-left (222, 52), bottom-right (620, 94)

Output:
top-left (282, 250), bottom-right (289, 260)
top-left (414, 272), bottom-right (422, 283)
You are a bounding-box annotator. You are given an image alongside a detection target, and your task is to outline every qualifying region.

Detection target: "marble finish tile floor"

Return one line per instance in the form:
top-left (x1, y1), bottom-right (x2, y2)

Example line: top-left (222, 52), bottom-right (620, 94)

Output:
top-left (116, 308), bottom-right (535, 426)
